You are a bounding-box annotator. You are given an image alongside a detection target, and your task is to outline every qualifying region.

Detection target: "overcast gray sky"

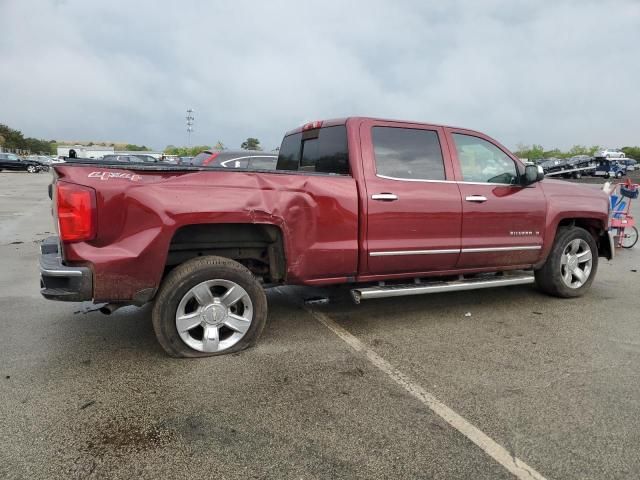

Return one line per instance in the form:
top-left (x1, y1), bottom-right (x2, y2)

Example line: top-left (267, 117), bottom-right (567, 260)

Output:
top-left (1, 0), bottom-right (638, 151)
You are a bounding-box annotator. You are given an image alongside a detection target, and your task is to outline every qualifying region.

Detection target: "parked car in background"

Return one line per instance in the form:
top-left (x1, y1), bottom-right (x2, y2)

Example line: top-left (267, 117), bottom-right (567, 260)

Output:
top-left (561, 155), bottom-right (596, 178)
top-left (0, 153), bottom-right (46, 173)
top-left (538, 157), bottom-right (565, 173)
top-left (593, 159), bottom-right (626, 178)
top-left (180, 156), bottom-right (194, 164)
top-left (101, 154), bottom-right (157, 163)
top-left (566, 155), bottom-right (594, 168)
top-left (28, 155), bottom-right (58, 169)
top-left (595, 148), bottom-right (626, 159)
top-left (190, 150), bottom-right (278, 170)
top-left (620, 159), bottom-right (637, 171)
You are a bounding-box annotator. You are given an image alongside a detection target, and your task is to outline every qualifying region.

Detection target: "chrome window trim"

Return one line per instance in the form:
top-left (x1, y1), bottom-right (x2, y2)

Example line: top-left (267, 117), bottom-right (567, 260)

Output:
top-left (370, 245), bottom-right (541, 257)
top-left (376, 174), bottom-right (455, 184)
top-left (375, 174), bottom-right (520, 187)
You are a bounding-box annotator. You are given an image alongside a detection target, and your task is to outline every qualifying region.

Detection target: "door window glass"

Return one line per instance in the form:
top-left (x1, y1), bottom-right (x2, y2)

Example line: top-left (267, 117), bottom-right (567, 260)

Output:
top-left (452, 134), bottom-right (518, 184)
top-left (372, 127), bottom-right (445, 180)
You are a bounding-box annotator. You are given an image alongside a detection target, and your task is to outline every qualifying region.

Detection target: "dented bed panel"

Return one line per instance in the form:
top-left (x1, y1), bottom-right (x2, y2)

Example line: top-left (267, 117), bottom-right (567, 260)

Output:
top-left (55, 165), bottom-right (359, 301)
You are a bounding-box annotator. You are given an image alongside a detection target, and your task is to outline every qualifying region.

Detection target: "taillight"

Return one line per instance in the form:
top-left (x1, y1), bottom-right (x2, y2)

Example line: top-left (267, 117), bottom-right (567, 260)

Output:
top-left (56, 181), bottom-right (97, 242)
top-left (202, 152), bottom-right (219, 166)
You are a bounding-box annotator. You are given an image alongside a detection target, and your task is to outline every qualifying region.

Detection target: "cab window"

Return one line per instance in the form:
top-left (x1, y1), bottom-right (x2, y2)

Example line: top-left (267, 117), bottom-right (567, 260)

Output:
top-left (277, 126), bottom-right (349, 175)
top-left (452, 134), bottom-right (518, 184)
top-left (372, 127), bottom-right (445, 180)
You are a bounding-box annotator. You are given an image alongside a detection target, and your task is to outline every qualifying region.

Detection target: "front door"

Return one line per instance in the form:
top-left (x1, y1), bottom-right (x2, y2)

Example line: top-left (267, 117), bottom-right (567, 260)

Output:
top-left (446, 130), bottom-right (547, 269)
top-left (361, 120), bottom-right (462, 276)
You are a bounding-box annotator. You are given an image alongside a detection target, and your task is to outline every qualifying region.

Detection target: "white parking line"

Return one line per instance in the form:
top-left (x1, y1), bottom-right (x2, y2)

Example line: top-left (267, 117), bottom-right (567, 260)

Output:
top-left (305, 307), bottom-right (547, 480)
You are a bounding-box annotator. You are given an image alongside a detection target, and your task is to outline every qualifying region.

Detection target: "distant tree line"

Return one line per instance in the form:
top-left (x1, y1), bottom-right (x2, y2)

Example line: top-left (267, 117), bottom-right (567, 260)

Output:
top-left (514, 144), bottom-right (640, 161)
top-left (0, 124), bottom-right (153, 155)
top-left (0, 124), bottom-right (56, 154)
top-left (163, 138), bottom-right (263, 156)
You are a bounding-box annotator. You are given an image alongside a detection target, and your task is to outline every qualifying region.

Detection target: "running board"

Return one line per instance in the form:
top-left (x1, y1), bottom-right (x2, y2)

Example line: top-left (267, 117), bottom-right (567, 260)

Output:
top-left (350, 272), bottom-right (534, 304)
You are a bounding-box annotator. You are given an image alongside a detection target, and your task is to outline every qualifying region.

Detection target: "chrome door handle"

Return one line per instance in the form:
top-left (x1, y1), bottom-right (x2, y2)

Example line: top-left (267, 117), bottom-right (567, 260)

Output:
top-left (371, 193), bottom-right (398, 201)
top-left (465, 195), bottom-right (488, 203)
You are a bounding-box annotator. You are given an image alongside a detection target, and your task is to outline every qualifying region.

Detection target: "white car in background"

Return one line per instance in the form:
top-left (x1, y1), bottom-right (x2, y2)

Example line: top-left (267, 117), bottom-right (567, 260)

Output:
top-left (595, 148), bottom-right (626, 158)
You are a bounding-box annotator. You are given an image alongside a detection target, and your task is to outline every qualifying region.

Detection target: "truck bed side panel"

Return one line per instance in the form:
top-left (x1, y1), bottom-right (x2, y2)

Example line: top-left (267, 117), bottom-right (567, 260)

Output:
top-left (55, 166), bottom-right (359, 301)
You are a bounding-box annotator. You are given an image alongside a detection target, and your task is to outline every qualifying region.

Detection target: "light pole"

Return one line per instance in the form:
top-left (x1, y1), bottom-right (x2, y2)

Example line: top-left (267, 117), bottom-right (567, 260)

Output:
top-left (186, 108), bottom-right (194, 148)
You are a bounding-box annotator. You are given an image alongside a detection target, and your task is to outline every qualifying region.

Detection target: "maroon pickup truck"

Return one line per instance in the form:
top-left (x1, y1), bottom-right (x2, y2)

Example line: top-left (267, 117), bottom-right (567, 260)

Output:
top-left (40, 117), bottom-right (614, 357)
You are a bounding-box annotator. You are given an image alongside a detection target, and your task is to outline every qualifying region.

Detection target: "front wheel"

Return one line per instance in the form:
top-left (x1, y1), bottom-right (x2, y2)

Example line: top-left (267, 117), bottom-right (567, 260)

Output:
top-left (621, 226), bottom-right (638, 248)
top-left (26, 165), bottom-right (38, 173)
top-left (152, 256), bottom-right (268, 357)
top-left (535, 227), bottom-right (598, 298)
top-left (616, 171), bottom-right (624, 178)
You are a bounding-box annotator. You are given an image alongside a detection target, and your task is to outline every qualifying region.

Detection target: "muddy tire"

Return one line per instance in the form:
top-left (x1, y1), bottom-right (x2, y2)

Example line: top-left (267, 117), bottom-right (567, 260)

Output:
top-left (534, 227), bottom-right (598, 298)
top-left (152, 256), bottom-right (268, 358)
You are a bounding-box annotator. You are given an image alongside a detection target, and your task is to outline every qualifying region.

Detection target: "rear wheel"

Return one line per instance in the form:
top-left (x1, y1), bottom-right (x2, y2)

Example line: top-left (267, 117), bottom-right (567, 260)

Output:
top-left (616, 171), bottom-right (624, 178)
top-left (26, 165), bottom-right (38, 173)
top-left (621, 226), bottom-right (638, 248)
top-left (535, 227), bottom-right (598, 298)
top-left (152, 256), bottom-right (268, 357)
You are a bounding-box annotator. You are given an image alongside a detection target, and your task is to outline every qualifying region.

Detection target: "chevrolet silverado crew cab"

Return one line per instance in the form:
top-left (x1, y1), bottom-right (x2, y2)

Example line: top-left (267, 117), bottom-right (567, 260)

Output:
top-left (40, 117), bottom-right (614, 357)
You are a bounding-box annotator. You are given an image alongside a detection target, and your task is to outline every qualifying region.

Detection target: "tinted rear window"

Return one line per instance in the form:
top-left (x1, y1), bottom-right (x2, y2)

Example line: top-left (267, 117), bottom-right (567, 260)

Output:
top-left (372, 127), bottom-right (445, 181)
top-left (276, 126), bottom-right (349, 175)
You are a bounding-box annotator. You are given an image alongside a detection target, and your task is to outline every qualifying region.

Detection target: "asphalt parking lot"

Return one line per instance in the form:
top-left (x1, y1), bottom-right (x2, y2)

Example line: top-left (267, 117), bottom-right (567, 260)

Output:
top-left (1, 172), bottom-right (639, 480)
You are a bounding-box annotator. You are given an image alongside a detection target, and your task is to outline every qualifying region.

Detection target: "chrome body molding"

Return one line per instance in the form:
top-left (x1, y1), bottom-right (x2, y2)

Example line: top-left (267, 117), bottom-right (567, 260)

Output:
top-left (460, 246), bottom-right (542, 253)
top-left (369, 249), bottom-right (459, 257)
top-left (370, 245), bottom-right (542, 256)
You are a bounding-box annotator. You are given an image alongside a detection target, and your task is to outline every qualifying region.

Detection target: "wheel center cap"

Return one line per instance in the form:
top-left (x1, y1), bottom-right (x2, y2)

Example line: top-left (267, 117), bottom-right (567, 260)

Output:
top-left (202, 304), bottom-right (227, 325)
top-left (568, 256), bottom-right (578, 270)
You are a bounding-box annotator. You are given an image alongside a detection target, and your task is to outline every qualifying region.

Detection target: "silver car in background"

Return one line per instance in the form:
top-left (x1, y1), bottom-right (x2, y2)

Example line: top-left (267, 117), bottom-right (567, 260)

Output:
top-left (595, 148), bottom-right (626, 158)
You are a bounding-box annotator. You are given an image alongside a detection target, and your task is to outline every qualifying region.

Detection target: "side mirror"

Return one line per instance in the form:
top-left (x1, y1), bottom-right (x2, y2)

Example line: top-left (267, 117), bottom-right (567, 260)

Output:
top-left (523, 164), bottom-right (544, 185)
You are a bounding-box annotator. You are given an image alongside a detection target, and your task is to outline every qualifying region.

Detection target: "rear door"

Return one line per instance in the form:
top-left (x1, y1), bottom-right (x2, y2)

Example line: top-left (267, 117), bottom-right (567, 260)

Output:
top-left (445, 129), bottom-right (546, 268)
top-left (4, 154), bottom-right (21, 171)
top-left (361, 120), bottom-right (462, 276)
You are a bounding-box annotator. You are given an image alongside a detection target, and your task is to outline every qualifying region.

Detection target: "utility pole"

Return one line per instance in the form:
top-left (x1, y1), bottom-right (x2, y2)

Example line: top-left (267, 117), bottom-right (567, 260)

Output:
top-left (186, 108), bottom-right (194, 147)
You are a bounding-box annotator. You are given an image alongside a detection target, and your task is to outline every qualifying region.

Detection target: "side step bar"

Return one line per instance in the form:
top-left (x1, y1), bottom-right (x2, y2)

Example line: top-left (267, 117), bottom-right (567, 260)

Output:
top-left (350, 272), bottom-right (534, 304)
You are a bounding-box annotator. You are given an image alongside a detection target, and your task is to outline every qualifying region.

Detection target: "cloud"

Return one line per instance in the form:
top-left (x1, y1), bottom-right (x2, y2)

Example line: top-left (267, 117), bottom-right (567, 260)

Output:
top-left (1, 0), bottom-right (638, 151)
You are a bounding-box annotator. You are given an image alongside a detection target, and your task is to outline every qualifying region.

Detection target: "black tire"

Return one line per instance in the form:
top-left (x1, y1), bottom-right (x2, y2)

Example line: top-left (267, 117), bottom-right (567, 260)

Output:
top-left (26, 165), bottom-right (38, 173)
top-left (152, 256), bottom-right (268, 358)
top-left (621, 226), bottom-right (638, 249)
top-left (573, 172), bottom-right (582, 179)
top-left (534, 227), bottom-right (598, 298)
top-left (616, 171), bottom-right (623, 178)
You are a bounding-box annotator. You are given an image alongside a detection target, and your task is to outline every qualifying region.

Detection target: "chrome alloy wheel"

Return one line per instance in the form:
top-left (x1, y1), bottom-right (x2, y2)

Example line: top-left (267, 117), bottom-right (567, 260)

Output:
top-left (175, 279), bottom-right (253, 353)
top-left (560, 239), bottom-right (593, 289)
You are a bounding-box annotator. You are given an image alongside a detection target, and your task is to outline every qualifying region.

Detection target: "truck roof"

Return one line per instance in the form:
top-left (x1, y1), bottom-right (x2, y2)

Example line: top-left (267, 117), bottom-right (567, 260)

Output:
top-left (283, 116), bottom-right (479, 137)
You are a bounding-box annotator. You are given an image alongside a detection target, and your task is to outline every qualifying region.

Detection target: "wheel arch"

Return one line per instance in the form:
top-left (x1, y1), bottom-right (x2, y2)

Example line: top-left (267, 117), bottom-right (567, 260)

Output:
top-left (164, 222), bottom-right (287, 285)
top-left (536, 216), bottom-right (609, 268)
